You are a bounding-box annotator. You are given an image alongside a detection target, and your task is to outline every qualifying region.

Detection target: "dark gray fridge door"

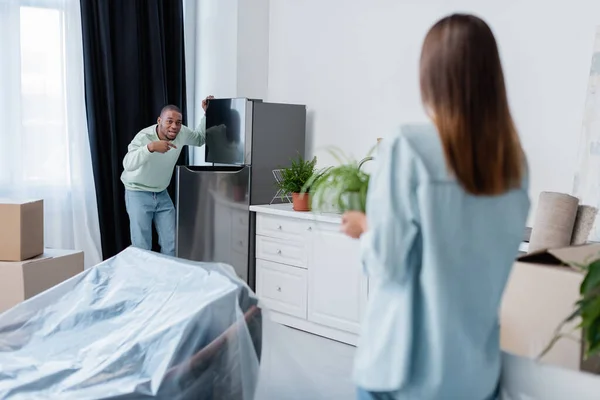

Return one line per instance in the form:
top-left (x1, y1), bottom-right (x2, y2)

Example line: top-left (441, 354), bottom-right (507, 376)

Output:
top-left (175, 165), bottom-right (251, 283)
top-left (204, 98), bottom-right (251, 165)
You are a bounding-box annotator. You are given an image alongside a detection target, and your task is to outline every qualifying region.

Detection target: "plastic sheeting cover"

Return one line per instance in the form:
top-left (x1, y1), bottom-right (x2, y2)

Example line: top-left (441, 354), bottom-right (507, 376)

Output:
top-left (0, 247), bottom-right (262, 400)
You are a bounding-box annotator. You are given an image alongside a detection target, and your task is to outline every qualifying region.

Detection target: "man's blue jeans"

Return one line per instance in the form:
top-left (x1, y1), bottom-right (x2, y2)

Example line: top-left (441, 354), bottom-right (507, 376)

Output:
top-left (125, 189), bottom-right (176, 256)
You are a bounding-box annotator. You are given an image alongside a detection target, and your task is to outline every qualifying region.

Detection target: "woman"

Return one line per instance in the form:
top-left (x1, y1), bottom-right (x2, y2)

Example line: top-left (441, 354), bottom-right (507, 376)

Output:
top-left (341, 14), bottom-right (530, 400)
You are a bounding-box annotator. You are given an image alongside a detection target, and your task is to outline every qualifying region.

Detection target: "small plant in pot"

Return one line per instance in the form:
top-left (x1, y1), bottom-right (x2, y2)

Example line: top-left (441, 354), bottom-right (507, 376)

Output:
top-left (276, 155), bottom-right (317, 211)
top-left (539, 255), bottom-right (600, 373)
top-left (301, 147), bottom-right (373, 213)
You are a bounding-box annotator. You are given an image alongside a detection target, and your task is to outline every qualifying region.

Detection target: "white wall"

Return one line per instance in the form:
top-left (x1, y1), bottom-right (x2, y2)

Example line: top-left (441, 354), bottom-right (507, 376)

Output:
top-left (237, 0), bottom-right (270, 100)
top-left (185, 0), bottom-right (238, 164)
top-left (184, 0), bottom-right (269, 164)
top-left (267, 0), bottom-right (600, 222)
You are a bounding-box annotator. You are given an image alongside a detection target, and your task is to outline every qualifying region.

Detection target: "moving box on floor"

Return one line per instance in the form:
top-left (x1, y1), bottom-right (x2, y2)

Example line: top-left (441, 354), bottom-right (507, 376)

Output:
top-left (0, 248), bottom-right (84, 313)
top-left (0, 199), bottom-right (44, 261)
top-left (500, 243), bottom-right (600, 372)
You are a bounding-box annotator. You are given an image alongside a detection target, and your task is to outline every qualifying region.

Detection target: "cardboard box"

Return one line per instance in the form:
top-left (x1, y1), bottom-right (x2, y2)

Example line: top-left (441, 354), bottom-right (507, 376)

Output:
top-left (0, 199), bottom-right (44, 261)
top-left (0, 248), bottom-right (84, 313)
top-left (500, 243), bottom-right (600, 372)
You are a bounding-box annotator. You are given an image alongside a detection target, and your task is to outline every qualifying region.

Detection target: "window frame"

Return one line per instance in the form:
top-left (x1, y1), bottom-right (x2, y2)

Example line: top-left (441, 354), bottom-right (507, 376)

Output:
top-left (18, 0), bottom-right (63, 10)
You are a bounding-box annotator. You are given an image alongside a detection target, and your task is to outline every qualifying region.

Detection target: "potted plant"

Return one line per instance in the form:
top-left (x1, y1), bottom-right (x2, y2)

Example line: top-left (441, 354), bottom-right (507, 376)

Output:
top-left (302, 147), bottom-right (374, 213)
top-left (540, 256), bottom-right (600, 373)
top-left (276, 155), bottom-right (317, 211)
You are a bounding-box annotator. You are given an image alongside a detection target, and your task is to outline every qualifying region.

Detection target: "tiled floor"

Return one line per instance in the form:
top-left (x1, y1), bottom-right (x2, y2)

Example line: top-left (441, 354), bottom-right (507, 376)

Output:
top-left (255, 318), bottom-right (357, 399)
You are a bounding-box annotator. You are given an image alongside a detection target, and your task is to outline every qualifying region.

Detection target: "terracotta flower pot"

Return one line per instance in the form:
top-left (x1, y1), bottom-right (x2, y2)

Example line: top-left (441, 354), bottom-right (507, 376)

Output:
top-left (292, 193), bottom-right (311, 212)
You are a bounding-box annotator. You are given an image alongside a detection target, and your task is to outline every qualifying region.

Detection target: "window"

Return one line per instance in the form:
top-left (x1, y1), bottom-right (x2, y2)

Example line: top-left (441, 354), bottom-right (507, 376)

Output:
top-left (0, 3), bottom-right (70, 189)
top-left (20, 6), bottom-right (70, 186)
top-left (0, 0), bottom-right (102, 268)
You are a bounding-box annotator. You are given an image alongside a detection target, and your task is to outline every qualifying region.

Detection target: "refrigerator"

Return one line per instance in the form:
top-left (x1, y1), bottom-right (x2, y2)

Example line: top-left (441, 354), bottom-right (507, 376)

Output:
top-left (175, 98), bottom-right (306, 289)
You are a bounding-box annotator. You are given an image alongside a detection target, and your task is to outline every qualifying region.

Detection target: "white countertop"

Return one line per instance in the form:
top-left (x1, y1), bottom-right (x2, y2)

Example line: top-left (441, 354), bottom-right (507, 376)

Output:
top-left (249, 203), bottom-right (343, 224)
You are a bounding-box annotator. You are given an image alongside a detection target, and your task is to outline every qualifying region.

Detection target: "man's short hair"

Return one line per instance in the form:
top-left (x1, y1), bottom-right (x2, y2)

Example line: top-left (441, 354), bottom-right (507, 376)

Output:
top-left (160, 104), bottom-right (182, 117)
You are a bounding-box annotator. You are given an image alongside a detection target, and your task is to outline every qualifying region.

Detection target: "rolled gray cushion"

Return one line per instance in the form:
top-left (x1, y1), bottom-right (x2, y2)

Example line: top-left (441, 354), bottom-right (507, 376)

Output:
top-left (529, 192), bottom-right (579, 253)
top-left (571, 205), bottom-right (598, 245)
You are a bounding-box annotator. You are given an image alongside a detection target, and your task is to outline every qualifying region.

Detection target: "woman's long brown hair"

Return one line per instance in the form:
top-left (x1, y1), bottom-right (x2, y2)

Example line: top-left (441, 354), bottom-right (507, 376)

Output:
top-left (420, 14), bottom-right (524, 196)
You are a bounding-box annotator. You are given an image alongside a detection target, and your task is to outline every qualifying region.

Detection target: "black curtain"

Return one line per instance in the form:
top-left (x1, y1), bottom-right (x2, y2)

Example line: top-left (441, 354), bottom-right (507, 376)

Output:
top-left (80, 0), bottom-right (188, 260)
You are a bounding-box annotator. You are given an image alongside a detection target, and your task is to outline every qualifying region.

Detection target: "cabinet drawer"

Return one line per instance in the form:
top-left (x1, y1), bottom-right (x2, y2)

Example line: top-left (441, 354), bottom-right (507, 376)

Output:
top-left (256, 259), bottom-right (307, 319)
top-left (256, 235), bottom-right (308, 268)
top-left (256, 214), bottom-right (312, 242)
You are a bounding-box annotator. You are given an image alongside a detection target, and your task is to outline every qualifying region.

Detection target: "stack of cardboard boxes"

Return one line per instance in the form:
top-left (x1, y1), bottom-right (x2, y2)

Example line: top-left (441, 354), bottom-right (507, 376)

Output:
top-left (0, 199), bottom-right (84, 313)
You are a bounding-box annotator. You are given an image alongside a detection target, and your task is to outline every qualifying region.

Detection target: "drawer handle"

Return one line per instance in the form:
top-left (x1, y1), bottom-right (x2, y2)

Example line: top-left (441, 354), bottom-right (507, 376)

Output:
top-left (277, 249), bottom-right (282, 255)
top-left (277, 225), bottom-right (282, 230)
top-left (307, 226), bottom-right (312, 231)
top-left (276, 286), bottom-right (282, 292)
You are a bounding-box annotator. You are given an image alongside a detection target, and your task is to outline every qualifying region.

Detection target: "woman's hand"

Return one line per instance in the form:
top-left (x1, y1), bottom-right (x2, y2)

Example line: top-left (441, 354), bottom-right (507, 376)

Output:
top-left (341, 211), bottom-right (367, 239)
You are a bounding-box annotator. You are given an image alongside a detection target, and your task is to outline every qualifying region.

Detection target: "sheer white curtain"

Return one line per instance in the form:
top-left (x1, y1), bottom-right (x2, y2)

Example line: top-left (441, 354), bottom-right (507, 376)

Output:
top-left (0, 0), bottom-right (102, 268)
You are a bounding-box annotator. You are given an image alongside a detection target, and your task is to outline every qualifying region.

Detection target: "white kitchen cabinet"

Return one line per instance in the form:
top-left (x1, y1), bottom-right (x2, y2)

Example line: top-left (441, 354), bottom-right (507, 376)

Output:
top-left (256, 259), bottom-right (308, 319)
top-left (251, 204), bottom-right (368, 346)
top-left (308, 222), bottom-right (367, 335)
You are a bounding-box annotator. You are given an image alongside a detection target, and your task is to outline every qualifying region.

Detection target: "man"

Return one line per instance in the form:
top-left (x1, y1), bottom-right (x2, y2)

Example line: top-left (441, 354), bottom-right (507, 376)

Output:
top-left (121, 96), bottom-right (214, 256)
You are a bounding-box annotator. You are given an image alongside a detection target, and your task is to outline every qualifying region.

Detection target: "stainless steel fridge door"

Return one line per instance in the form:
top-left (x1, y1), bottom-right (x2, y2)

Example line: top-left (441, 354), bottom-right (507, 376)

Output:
top-left (175, 165), bottom-right (251, 283)
top-left (204, 98), bottom-right (252, 165)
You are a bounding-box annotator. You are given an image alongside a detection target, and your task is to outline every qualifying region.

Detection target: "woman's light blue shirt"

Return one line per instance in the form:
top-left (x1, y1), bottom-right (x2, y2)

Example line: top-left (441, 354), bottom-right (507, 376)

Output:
top-left (354, 124), bottom-right (530, 399)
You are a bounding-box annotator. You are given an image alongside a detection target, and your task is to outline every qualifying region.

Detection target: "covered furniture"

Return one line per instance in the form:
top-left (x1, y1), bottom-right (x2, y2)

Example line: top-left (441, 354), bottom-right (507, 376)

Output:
top-left (0, 247), bottom-right (262, 399)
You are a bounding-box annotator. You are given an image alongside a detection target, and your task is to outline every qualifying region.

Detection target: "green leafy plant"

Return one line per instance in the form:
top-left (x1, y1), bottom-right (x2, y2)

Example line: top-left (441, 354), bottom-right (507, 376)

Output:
top-left (277, 155), bottom-right (317, 195)
top-left (301, 147), bottom-right (374, 213)
top-left (539, 255), bottom-right (600, 371)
